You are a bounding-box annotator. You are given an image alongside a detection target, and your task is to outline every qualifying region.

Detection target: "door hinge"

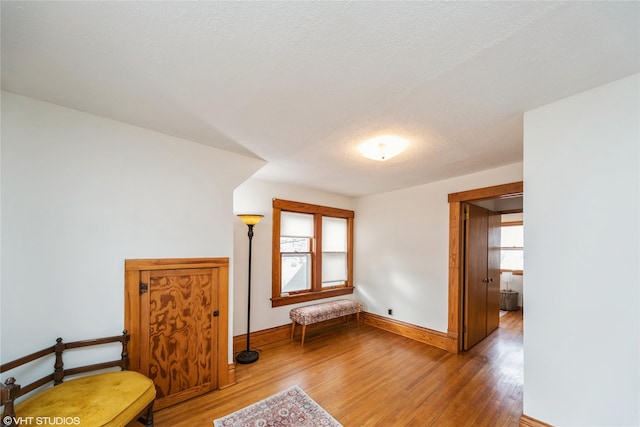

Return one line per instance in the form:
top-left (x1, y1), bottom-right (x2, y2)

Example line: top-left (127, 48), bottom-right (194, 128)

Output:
top-left (464, 205), bottom-right (469, 220)
top-left (139, 282), bottom-right (149, 294)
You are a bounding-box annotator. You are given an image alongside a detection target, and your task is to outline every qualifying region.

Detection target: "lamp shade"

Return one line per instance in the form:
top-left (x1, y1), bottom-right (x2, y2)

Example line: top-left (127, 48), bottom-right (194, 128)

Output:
top-left (238, 214), bottom-right (264, 225)
top-left (358, 135), bottom-right (409, 161)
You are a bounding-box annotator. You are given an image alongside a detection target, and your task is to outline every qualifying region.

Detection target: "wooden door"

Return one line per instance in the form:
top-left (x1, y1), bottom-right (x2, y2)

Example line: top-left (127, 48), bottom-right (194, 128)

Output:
top-left (125, 258), bottom-right (231, 410)
top-left (142, 268), bottom-right (217, 408)
top-left (464, 204), bottom-right (489, 350)
top-left (463, 204), bottom-right (501, 350)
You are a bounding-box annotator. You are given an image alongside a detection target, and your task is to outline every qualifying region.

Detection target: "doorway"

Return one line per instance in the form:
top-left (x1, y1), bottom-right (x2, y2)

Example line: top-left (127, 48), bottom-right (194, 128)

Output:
top-left (447, 181), bottom-right (523, 352)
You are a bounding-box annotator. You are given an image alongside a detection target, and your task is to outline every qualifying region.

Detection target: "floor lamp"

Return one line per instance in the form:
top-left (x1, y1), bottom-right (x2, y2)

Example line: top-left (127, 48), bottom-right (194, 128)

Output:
top-left (236, 214), bottom-right (263, 364)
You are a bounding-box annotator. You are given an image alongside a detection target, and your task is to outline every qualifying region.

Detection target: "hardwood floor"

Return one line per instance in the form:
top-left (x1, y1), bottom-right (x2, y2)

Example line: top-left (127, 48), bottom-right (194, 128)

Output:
top-left (154, 310), bottom-right (523, 426)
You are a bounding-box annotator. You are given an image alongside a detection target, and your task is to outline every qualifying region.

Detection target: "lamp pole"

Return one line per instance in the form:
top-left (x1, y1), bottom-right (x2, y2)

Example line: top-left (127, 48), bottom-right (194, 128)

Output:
top-left (236, 215), bottom-right (263, 364)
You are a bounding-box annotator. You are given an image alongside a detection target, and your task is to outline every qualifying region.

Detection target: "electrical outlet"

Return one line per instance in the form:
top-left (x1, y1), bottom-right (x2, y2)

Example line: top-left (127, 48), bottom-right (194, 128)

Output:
top-left (388, 308), bottom-right (393, 315)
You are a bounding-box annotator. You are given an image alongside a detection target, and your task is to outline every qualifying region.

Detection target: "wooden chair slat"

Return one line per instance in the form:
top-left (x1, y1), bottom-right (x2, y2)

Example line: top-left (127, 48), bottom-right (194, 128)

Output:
top-left (1, 347), bottom-right (55, 373)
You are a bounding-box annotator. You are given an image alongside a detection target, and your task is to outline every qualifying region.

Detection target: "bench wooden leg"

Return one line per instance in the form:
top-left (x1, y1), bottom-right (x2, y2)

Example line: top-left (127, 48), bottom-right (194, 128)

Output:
top-left (145, 401), bottom-right (154, 427)
top-left (137, 400), bottom-right (154, 427)
top-left (290, 321), bottom-right (296, 342)
top-left (347, 313), bottom-right (360, 327)
top-left (301, 325), bottom-right (307, 347)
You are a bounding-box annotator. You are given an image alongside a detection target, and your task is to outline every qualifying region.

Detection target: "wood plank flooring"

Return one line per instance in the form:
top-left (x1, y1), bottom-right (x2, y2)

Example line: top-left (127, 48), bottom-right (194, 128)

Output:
top-left (154, 310), bottom-right (523, 427)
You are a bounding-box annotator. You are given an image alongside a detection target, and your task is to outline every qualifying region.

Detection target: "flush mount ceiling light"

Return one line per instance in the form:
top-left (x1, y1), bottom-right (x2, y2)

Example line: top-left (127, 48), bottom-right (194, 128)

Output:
top-left (358, 136), bottom-right (409, 161)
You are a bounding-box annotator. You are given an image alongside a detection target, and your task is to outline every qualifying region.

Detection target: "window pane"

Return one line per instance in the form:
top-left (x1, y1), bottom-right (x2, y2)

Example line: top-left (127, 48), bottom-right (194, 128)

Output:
top-left (501, 225), bottom-right (523, 247)
top-left (501, 249), bottom-right (523, 271)
top-left (322, 217), bottom-right (347, 252)
top-left (281, 212), bottom-right (314, 237)
top-left (322, 252), bottom-right (347, 285)
top-left (281, 254), bottom-right (311, 293)
top-left (280, 237), bottom-right (310, 253)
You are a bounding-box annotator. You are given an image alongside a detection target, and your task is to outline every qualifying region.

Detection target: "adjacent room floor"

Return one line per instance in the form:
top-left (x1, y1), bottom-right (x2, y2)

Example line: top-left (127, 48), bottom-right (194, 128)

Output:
top-left (154, 310), bottom-right (523, 427)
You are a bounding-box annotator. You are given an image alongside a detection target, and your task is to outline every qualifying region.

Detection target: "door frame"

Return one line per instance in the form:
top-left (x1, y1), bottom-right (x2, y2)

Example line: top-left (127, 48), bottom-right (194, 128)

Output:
top-left (124, 258), bottom-right (234, 390)
top-left (447, 181), bottom-right (523, 352)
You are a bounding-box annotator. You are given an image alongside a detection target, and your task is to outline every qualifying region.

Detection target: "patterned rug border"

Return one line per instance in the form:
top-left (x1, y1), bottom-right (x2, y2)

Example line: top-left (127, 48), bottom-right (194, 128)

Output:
top-left (213, 385), bottom-right (342, 427)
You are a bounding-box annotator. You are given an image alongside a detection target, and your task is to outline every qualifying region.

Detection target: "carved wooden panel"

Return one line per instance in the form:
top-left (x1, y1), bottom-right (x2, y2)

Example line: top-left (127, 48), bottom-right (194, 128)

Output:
top-left (145, 268), bottom-right (216, 404)
top-left (124, 258), bottom-right (231, 410)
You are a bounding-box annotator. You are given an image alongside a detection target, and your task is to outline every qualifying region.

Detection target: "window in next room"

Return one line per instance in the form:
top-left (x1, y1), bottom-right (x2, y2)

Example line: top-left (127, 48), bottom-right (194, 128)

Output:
top-left (500, 213), bottom-right (523, 275)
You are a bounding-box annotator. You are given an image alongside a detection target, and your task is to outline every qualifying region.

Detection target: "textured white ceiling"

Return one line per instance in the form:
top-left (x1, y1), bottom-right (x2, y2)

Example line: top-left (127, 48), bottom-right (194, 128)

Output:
top-left (2, 1), bottom-right (638, 197)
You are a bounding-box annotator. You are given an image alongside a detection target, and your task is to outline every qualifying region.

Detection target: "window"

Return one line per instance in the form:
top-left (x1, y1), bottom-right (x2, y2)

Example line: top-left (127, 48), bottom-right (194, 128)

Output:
top-left (272, 199), bottom-right (354, 307)
top-left (280, 212), bottom-right (313, 293)
top-left (321, 216), bottom-right (348, 287)
top-left (500, 220), bottom-right (523, 274)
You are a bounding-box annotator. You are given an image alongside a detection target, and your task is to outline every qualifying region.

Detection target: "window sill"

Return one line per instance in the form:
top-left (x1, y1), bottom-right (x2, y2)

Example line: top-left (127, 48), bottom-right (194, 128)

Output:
top-left (271, 286), bottom-right (355, 307)
top-left (500, 269), bottom-right (523, 276)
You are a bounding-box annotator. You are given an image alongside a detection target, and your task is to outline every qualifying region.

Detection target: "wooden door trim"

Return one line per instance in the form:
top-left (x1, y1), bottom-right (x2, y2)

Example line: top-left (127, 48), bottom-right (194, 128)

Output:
top-left (448, 181), bottom-right (523, 203)
top-left (447, 181), bottom-right (523, 352)
top-left (486, 211), bottom-right (502, 335)
top-left (124, 258), bottom-right (233, 394)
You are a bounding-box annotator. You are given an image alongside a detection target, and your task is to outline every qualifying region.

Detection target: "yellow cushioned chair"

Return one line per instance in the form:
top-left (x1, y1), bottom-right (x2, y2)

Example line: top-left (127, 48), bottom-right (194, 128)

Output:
top-left (14, 371), bottom-right (155, 426)
top-left (1, 332), bottom-right (155, 427)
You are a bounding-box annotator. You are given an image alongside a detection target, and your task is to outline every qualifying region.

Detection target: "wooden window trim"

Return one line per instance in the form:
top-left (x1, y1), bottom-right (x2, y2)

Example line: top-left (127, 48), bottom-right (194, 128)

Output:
top-left (501, 269), bottom-right (524, 276)
top-left (502, 220), bottom-right (523, 227)
top-left (272, 199), bottom-right (354, 307)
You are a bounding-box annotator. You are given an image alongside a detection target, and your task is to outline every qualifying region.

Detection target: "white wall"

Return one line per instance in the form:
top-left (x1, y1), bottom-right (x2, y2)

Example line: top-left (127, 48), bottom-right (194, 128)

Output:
top-left (1, 92), bottom-right (264, 373)
top-left (354, 162), bottom-right (523, 332)
top-left (232, 178), bottom-right (355, 335)
top-left (523, 73), bottom-right (639, 426)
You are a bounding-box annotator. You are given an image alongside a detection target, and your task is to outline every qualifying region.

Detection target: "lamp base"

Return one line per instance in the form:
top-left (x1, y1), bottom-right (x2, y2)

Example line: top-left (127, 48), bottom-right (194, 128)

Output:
top-left (236, 350), bottom-right (259, 364)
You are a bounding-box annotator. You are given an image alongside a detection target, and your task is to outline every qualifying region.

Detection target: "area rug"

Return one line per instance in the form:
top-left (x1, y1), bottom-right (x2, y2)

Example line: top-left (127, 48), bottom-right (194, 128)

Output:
top-left (213, 385), bottom-right (342, 427)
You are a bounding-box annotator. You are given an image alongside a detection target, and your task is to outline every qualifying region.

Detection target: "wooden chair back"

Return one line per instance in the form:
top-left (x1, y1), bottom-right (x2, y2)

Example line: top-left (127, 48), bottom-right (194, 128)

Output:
top-left (1, 331), bottom-right (130, 419)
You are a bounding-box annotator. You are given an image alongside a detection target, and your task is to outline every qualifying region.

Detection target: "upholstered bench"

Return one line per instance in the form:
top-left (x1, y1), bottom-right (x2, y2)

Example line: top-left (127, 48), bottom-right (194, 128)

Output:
top-left (290, 299), bottom-right (362, 346)
top-left (1, 331), bottom-right (155, 427)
